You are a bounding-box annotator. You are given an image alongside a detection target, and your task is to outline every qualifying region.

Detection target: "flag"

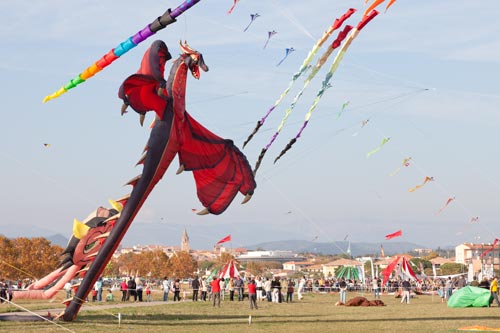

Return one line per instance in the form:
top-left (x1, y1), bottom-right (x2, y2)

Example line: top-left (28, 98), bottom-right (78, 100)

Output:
top-left (216, 235), bottom-right (232, 245)
top-left (385, 229), bottom-right (402, 240)
top-left (480, 238), bottom-right (499, 258)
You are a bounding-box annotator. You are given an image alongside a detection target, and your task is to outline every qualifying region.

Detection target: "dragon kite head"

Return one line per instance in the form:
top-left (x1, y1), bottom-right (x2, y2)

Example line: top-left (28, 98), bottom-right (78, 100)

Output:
top-left (179, 40), bottom-right (209, 79)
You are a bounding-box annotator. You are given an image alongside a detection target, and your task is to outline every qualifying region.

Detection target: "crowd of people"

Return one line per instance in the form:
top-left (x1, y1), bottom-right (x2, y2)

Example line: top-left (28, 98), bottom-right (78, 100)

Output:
top-left (4, 272), bottom-right (499, 309)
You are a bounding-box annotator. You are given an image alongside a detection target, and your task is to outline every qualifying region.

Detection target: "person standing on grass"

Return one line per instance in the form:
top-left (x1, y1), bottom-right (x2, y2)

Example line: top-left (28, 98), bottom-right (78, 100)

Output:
top-left (264, 277), bottom-right (272, 302)
top-left (235, 276), bottom-right (244, 301)
top-left (201, 277), bottom-right (208, 301)
top-left (401, 279), bottom-right (411, 304)
top-left (211, 277), bottom-right (221, 307)
top-left (339, 278), bottom-right (347, 304)
top-left (372, 277), bottom-right (381, 299)
top-left (248, 278), bottom-right (258, 310)
top-left (286, 279), bottom-right (295, 303)
top-left (173, 279), bottom-right (181, 301)
top-left (121, 278), bottom-right (128, 301)
top-left (162, 277), bottom-right (171, 302)
top-left (297, 276), bottom-right (306, 301)
top-left (228, 277), bottom-right (235, 301)
top-left (191, 276), bottom-right (200, 302)
top-left (490, 276), bottom-right (500, 307)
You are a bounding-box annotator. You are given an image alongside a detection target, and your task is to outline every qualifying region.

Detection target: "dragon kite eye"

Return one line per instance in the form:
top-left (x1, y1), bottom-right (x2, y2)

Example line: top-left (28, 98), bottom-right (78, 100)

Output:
top-left (84, 242), bottom-right (97, 253)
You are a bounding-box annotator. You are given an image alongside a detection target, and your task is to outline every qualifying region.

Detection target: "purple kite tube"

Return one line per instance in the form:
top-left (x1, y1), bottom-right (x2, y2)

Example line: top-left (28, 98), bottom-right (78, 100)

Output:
top-left (170, 0), bottom-right (202, 19)
top-left (132, 26), bottom-right (155, 44)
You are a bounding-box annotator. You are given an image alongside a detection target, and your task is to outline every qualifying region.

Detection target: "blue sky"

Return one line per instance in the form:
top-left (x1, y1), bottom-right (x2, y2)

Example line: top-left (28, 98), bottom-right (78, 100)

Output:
top-left (1, 0), bottom-right (500, 250)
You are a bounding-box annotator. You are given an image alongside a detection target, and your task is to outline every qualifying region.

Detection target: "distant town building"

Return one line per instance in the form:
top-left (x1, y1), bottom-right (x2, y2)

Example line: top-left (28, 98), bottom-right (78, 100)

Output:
top-left (236, 250), bottom-right (305, 263)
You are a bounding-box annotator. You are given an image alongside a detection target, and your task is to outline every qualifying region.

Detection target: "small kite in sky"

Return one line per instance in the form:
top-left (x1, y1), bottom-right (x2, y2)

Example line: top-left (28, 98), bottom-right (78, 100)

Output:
top-left (480, 238), bottom-right (499, 258)
top-left (215, 234), bottom-right (232, 245)
top-left (436, 196), bottom-right (455, 215)
top-left (408, 176), bottom-right (434, 192)
top-left (336, 101), bottom-right (350, 119)
top-left (385, 229), bottom-right (402, 240)
top-left (389, 157), bottom-right (412, 176)
top-left (470, 216), bottom-right (479, 223)
top-left (352, 119), bottom-right (370, 136)
top-left (366, 137), bottom-right (390, 158)
top-left (277, 47), bottom-right (295, 66)
top-left (243, 13), bottom-right (260, 32)
top-left (43, 143), bottom-right (51, 148)
top-left (227, 0), bottom-right (240, 14)
top-left (263, 30), bottom-right (277, 49)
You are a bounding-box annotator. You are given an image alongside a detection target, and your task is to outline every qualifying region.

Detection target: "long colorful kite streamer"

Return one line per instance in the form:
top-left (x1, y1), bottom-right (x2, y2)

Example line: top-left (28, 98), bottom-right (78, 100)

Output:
top-left (243, 8), bottom-right (356, 148)
top-left (273, 10), bottom-right (380, 166)
top-left (366, 136), bottom-right (390, 158)
top-left (276, 47), bottom-right (295, 66)
top-left (254, 24), bottom-right (354, 172)
top-left (43, 0), bottom-right (203, 103)
top-left (227, 0), bottom-right (240, 14)
top-left (243, 13), bottom-right (260, 32)
top-left (408, 176), bottom-right (434, 192)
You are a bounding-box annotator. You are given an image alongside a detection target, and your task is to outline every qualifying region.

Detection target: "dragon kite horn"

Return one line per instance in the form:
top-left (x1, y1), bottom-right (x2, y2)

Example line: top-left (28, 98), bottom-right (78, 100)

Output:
top-left (179, 40), bottom-right (196, 54)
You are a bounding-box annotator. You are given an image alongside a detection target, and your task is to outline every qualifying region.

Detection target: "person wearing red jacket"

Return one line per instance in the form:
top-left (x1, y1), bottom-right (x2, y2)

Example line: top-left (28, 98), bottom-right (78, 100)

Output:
top-left (211, 278), bottom-right (221, 307)
top-left (247, 278), bottom-right (258, 310)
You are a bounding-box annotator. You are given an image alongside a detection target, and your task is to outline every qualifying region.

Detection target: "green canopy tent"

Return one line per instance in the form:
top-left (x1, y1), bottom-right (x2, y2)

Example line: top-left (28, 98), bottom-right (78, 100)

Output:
top-left (336, 266), bottom-right (361, 281)
top-left (447, 286), bottom-right (492, 308)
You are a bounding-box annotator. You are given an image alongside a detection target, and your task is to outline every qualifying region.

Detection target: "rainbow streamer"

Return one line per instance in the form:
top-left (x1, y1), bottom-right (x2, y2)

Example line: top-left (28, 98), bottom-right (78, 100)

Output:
top-left (43, 0), bottom-right (203, 103)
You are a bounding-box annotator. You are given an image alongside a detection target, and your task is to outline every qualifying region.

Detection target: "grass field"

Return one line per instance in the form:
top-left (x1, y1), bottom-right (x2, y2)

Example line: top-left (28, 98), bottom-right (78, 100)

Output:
top-left (1, 291), bottom-right (500, 333)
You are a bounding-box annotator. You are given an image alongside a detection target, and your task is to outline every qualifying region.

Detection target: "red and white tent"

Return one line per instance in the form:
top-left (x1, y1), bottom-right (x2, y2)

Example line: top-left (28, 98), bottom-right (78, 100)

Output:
top-left (381, 256), bottom-right (419, 285)
top-left (218, 260), bottom-right (241, 279)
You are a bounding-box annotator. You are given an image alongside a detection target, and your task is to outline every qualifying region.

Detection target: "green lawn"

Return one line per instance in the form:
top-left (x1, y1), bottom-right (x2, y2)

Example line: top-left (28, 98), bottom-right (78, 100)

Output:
top-left (1, 292), bottom-right (500, 332)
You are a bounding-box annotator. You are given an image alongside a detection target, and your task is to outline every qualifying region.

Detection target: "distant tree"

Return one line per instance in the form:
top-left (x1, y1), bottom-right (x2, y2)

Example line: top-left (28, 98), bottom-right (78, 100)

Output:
top-left (0, 237), bottom-right (62, 280)
top-left (216, 252), bottom-right (235, 265)
top-left (439, 263), bottom-right (466, 275)
top-left (423, 251), bottom-right (439, 260)
top-left (244, 261), bottom-right (264, 276)
top-left (198, 260), bottom-right (215, 272)
top-left (168, 251), bottom-right (197, 279)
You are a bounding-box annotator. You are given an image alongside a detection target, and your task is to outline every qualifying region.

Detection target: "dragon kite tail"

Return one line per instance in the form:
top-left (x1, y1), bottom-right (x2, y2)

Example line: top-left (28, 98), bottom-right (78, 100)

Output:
top-left (242, 120), bottom-right (263, 149)
top-left (274, 138), bottom-right (297, 164)
top-left (253, 147), bottom-right (268, 176)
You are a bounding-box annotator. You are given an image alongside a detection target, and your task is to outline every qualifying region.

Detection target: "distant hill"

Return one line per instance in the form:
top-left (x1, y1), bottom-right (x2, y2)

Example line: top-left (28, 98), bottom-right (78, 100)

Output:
top-left (0, 224), bottom-right (69, 247)
top-left (244, 240), bottom-right (425, 257)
